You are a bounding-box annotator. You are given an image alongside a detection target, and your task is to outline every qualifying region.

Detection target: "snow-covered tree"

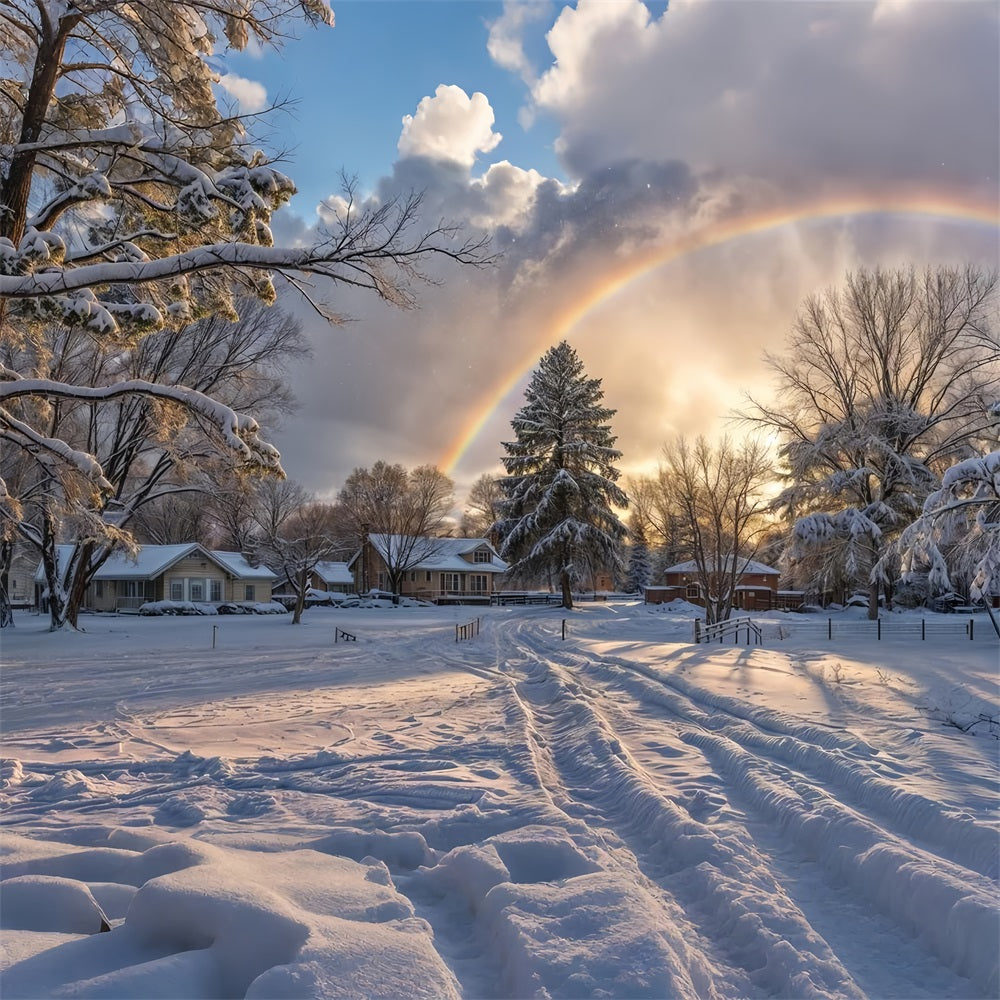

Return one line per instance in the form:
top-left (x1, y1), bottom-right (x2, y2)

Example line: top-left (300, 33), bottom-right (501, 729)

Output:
top-left (623, 522), bottom-right (652, 595)
top-left (658, 435), bottom-right (773, 625)
top-left (336, 462), bottom-right (454, 595)
top-left (743, 265), bottom-right (999, 619)
top-left (5, 299), bottom-right (307, 627)
top-left (496, 341), bottom-right (627, 609)
top-left (0, 0), bottom-right (489, 628)
top-left (896, 403), bottom-right (1000, 605)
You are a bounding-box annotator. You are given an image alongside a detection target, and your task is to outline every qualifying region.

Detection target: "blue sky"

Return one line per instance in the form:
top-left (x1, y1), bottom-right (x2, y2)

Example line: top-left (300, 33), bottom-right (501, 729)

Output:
top-left (223, 2), bottom-right (565, 214)
top-left (210, 1), bottom-right (1000, 502)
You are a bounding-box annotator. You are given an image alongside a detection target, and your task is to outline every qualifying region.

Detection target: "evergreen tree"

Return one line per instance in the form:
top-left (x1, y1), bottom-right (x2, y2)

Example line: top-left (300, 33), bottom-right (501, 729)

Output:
top-left (497, 341), bottom-right (627, 609)
top-left (624, 523), bottom-right (653, 595)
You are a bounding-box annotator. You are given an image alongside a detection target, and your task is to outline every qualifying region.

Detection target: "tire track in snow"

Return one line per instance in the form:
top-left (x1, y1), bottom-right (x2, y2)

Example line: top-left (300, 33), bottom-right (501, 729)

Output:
top-left (525, 626), bottom-right (996, 996)
top-left (501, 621), bottom-right (864, 999)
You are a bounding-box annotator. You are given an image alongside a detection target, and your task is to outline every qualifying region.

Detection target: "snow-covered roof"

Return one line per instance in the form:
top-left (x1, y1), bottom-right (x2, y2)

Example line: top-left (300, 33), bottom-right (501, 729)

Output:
top-left (361, 535), bottom-right (508, 574)
top-left (35, 544), bottom-right (275, 583)
top-left (662, 558), bottom-right (779, 576)
top-left (312, 561), bottom-right (354, 585)
top-left (210, 551), bottom-right (277, 580)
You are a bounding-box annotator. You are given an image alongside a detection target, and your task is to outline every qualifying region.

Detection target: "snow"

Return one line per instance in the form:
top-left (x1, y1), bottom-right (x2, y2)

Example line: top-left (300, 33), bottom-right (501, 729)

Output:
top-left (662, 558), bottom-right (780, 576)
top-left (2, 601), bottom-right (997, 999)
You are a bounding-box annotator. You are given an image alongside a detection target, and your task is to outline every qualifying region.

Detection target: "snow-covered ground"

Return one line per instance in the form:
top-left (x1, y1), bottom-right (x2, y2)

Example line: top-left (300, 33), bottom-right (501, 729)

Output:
top-left (1, 601), bottom-right (997, 999)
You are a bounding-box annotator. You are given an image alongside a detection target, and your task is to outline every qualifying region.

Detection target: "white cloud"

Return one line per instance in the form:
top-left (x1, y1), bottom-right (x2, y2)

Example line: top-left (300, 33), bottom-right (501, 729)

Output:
top-left (469, 161), bottom-right (552, 230)
top-left (397, 85), bottom-right (502, 168)
top-left (217, 73), bottom-right (268, 113)
top-left (487, 1), bottom-right (551, 83)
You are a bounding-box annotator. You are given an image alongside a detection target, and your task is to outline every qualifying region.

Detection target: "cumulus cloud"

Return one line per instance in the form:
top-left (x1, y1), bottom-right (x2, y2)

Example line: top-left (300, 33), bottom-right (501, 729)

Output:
top-left (487, 0), bottom-right (552, 83)
top-left (217, 73), bottom-right (268, 113)
top-left (531, 0), bottom-right (998, 197)
top-left (397, 85), bottom-right (503, 167)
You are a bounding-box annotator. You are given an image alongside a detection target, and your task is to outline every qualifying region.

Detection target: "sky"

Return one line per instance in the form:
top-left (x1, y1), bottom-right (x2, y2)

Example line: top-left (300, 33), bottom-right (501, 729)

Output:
top-left (212, 0), bottom-right (999, 505)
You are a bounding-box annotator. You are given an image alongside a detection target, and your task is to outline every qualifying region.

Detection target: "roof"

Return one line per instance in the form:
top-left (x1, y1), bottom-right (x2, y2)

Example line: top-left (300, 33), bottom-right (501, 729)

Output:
top-left (354, 535), bottom-right (508, 574)
top-left (662, 558), bottom-right (779, 576)
top-left (210, 551), bottom-right (277, 580)
top-left (35, 544), bottom-right (276, 583)
top-left (312, 561), bottom-right (354, 585)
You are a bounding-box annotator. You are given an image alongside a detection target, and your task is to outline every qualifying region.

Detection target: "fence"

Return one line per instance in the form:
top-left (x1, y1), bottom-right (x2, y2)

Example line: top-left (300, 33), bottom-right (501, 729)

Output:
top-left (456, 618), bottom-right (480, 641)
top-left (779, 617), bottom-right (987, 642)
top-left (334, 627), bottom-right (356, 643)
top-left (695, 616), bottom-right (762, 645)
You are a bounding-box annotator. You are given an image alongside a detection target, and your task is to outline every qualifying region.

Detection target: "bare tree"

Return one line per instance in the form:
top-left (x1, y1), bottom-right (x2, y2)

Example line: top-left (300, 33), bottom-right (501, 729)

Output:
top-left (659, 435), bottom-right (773, 625)
top-left (337, 462), bottom-right (454, 595)
top-left (459, 472), bottom-right (503, 542)
top-left (743, 265), bottom-right (999, 618)
top-left (249, 479), bottom-right (340, 624)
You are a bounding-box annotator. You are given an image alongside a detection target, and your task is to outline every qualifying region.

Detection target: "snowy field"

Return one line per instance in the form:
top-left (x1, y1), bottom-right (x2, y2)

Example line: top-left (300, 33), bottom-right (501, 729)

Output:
top-left (1, 601), bottom-right (997, 1000)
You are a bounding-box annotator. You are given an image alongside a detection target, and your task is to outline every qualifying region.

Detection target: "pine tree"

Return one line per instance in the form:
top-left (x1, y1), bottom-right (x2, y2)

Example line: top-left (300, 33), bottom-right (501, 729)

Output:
top-left (624, 523), bottom-right (653, 595)
top-left (497, 341), bottom-right (627, 609)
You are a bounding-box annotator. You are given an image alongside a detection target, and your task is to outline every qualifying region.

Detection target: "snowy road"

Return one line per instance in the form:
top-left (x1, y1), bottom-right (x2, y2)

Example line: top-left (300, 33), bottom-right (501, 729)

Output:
top-left (1, 603), bottom-right (997, 998)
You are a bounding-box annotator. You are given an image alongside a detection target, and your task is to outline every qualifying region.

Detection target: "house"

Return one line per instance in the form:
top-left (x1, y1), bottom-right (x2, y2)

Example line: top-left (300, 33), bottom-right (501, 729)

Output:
top-left (309, 561), bottom-right (355, 594)
top-left (348, 534), bottom-right (508, 604)
top-left (644, 558), bottom-right (798, 612)
top-left (34, 544), bottom-right (277, 613)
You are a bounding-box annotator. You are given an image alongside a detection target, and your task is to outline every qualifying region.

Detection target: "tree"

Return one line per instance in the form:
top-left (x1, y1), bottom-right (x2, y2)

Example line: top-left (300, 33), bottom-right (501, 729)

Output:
top-left (895, 403), bottom-right (1000, 607)
top-left (658, 435), bottom-right (773, 625)
top-left (743, 265), bottom-right (999, 618)
top-left (0, 0), bottom-right (490, 628)
top-left (6, 298), bottom-right (307, 627)
top-left (496, 341), bottom-right (627, 609)
top-left (250, 479), bottom-right (339, 625)
top-left (623, 523), bottom-right (653, 595)
top-left (336, 462), bottom-right (455, 595)
top-left (460, 472), bottom-right (503, 541)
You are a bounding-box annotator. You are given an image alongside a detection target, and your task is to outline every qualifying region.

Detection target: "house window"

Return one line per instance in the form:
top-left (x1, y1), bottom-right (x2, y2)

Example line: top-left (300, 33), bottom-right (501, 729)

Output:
top-left (189, 580), bottom-right (204, 602)
top-left (96, 581), bottom-right (104, 598)
top-left (470, 574), bottom-right (488, 593)
top-left (425, 571), bottom-right (431, 582)
top-left (119, 580), bottom-right (139, 598)
top-left (170, 581), bottom-right (183, 601)
top-left (442, 573), bottom-right (463, 593)
top-left (410, 571), bottom-right (416, 582)
top-left (473, 549), bottom-right (491, 563)
top-left (244, 584), bottom-right (255, 601)
top-left (686, 583), bottom-right (699, 599)
top-left (210, 579), bottom-right (222, 602)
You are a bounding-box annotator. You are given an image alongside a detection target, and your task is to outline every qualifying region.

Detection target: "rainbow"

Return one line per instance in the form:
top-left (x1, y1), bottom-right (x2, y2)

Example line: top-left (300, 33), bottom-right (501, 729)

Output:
top-left (438, 189), bottom-right (999, 476)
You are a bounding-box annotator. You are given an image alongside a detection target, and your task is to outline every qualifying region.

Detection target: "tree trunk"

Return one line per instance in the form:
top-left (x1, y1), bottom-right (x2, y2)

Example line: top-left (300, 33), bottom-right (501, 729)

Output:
top-left (40, 510), bottom-right (69, 630)
top-left (560, 569), bottom-right (573, 609)
top-left (867, 579), bottom-right (880, 620)
top-left (65, 540), bottom-right (98, 629)
top-left (291, 567), bottom-right (307, 624)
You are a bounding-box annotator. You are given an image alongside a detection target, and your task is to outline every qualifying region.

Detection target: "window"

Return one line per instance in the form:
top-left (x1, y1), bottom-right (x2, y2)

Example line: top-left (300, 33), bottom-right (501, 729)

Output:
top-left (95, 580), bottom-right (104, 598)
top-left (189, 580), bottom-right (204, 602)
top-left (442, 573), bottom-right (463, 593)
top-left (686, 583), bottom-right (699, 599)
top-left (473, 549), bottom-right (491, 563)
top-left (470, 574), bottom-right (488, 593)
top-left (425, 571), bottom-right (431, 582)
top-left (244, 584), bottom-right (255, 601)
top-left (210, 579), bottom-right (222, 602)
top-left (170, 581), bottom-right (183, 601)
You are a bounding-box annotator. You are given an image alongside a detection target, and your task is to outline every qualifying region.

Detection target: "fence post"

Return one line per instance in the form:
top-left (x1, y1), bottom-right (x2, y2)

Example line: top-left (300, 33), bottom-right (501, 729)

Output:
top-left (921, 619), bottom-right (925, 641)
top-left (455, 624), bottom-right (459, 643)
top-left (828, 617), bottom-right (832, 640)
top-left (969, 618), bottom-right (974, 641)
top-left (694, 619), bottom-right (702, 643)
top-left (212, 625), bottom-right (217, 649)
top-left (562, 619), bottom-right (566, 641)
top-left (877, 618), bottom-right (881, 641)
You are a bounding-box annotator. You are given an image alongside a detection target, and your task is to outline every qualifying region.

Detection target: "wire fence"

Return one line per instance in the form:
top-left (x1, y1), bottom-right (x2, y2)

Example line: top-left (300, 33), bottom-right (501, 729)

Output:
top-left (773, 617), bottom-right (990, 643)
